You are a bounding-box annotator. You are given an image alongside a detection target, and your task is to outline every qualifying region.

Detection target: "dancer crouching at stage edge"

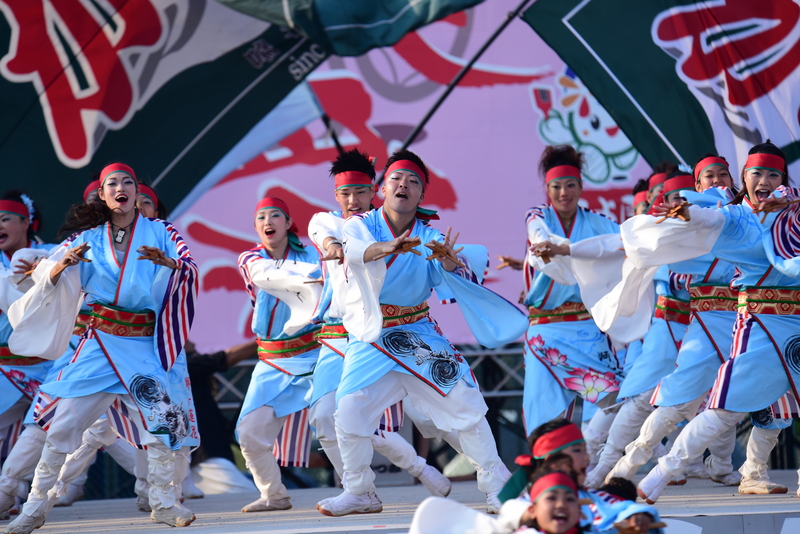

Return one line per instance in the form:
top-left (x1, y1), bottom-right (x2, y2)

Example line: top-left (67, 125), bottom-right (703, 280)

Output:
top-left (317, 149), bottom-right (527, 516)
top-left (235, 197), bottom-right (323, 513)
top-left (5, 163), bottom-right (199, 532)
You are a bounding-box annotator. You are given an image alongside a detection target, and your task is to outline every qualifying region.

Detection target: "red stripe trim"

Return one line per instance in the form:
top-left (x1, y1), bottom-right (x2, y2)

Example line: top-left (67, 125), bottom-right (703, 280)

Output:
top-left (693, 313), bottom-right (726, 364)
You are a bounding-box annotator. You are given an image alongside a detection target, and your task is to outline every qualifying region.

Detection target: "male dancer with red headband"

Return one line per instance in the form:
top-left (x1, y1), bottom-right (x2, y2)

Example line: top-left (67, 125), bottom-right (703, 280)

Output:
top-left (308, 149), bottom-right (451, 509)
top-left (317, 150), bottom-right (527, 516)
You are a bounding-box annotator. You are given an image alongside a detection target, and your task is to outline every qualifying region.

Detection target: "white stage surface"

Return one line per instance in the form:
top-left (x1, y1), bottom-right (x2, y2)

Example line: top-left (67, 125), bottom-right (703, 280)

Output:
top-left (10, 471), bottom-right (800, 534)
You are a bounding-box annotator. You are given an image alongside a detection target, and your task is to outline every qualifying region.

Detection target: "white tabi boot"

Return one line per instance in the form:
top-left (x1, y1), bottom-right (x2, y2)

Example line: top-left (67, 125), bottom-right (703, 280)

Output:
top-left (738, 427), bottom-right (787, 494)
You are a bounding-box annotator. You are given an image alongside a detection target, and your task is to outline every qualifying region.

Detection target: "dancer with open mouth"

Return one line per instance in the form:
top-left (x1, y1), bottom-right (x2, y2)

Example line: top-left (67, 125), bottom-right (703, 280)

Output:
top-left (5, 163), bottom-right (199, 532)
top-left (234, 197), bottom-right (324, 514)
top-left (317, 149), bottom-right (527, 516)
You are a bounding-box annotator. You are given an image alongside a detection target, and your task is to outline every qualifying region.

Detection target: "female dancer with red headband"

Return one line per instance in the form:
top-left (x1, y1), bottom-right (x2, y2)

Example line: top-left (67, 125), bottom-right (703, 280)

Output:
top-left (522, 145), bottom-right (623, 435)
top-left (5, 163), bottom-right (199, 531)
top-left (613, 142), bottom-right (800, 502)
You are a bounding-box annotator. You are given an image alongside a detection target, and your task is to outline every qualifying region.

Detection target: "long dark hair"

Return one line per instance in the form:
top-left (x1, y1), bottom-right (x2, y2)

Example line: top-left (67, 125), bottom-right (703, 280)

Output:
top-left (2, 190), bottom-right (42, 241)
top-left (60, 165), bottom-right (139, 237)
top-left (730, 140), bottom-right (789, 205)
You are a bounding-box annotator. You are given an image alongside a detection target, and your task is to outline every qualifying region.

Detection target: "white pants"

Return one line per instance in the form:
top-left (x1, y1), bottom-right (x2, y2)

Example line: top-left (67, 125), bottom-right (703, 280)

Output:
top-left (596, 391), bottom-right (655, 468)
top-left (335, 373), bottom-right (505, 495)
top-left (659, 408), bottom-right (745, 476)
top-left (236, 405), bottom-right (288, 501)
top-left (0, 398), bottom-right (30, 456)
top-left (0, 424), bottom-right (46, 496)
top-left (309, 391), bottom-right (426, 479)
top-left (20, 392), bottom-right (178, 518)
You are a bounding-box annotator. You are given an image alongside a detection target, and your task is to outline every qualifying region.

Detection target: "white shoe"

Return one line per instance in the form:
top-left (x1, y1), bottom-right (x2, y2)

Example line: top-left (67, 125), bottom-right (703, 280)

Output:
top-left (684, 456), bottom-right (710, 479)
top-left (4, 512), bottom-right (45, 534)
top-left (637, 463), bottom-right (673, 504)
top-left (136, 495), bottom-right (152, 513)
top-left (181, 477), bottom-right (204, 500)
top-left (711, 471), bottom-right (741, 486)
top-left (415, 465), bottom-right (451, 497)
top-left (53, 483), bottom-right (85, 507)
top-left (240, 497), bottom-right (291, 513)
top-left (738, 461), bottom-right (787, 494)
top-left (486, 491), bottom-right (501, 514)
top-left (317, 491), bottom-right (379, 517)
top-left (150, 503), bottom-right (196, 527)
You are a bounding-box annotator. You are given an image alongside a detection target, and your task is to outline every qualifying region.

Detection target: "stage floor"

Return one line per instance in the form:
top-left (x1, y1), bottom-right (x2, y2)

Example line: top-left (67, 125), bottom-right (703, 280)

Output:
top-left (9, 470), bottom-right (800, 534)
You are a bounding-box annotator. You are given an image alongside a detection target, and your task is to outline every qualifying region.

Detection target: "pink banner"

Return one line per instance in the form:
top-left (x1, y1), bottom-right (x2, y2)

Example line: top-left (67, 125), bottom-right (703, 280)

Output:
top-left (178, 0), bottom-right (652, 351)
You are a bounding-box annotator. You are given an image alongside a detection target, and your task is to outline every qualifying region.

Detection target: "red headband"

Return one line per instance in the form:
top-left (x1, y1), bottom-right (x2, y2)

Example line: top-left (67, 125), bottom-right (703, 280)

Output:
top-left (694, 157), bottom-right (728, 180)
top-left (545, 165), bottom-right (581, 185)
top-left (663, 174), bottom-right (695, 196)
top-left (633, 190), bottom-right (648, 208)
top-left (138, 184), bottom-right (159, 207)
top-left (334, 171), bottom-right (374, 190)
top-left (100, 163), bottom-right (137, 186)
top-left (744, 153), bottom-right (786, 174)
top-left (255, 197), bottom-right (298, 233)
top-left (83, 180), bottom-right (100, 202)
top-left (0, 200), bottom-right (28, 219)
top-left (385, 160), bottom-right (427, 190)
top-left (648, 172), bottom-right (667, 190)
top-left (530, 472), bottom-right (578, 504)
top-left (533, 423), bottom-right (584, 459)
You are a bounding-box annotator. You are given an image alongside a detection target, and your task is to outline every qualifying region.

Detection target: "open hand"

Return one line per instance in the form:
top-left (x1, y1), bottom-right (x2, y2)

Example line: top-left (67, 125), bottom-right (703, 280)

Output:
top-left (137, 246), bottom-right (178, 269)
top-left (371, 230), bottom-right (422, 261)
top-left (425, 227), bottom-right (464, 271)
top-left (496, 255), bottom-right (524, 271)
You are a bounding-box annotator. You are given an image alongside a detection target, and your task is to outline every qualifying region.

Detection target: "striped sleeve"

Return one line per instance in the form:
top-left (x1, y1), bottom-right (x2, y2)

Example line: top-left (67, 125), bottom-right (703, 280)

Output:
top-left (156, 222), bottom-right (199, 372)
top-left (237, 246), bottom-right (264, 307)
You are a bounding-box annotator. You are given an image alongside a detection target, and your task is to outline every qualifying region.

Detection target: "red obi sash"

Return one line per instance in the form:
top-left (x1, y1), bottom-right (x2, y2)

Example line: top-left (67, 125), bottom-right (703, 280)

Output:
top-left (88, 304), bottom-right (156, 337)
top-left (527, 301), bottom-right (591, 326)
top-left (655, 295), bottom-right (691, 325)
top-left (0, 345), bottom-right (47, 366)
top-left (689, 285), bottom-right (738, 313)
top-left (73, 312), bottom-right (91, 336)
top-left (316, 323), bottom-right (348, 339)
top-left (257, 328), bottom-right (321, 361)
top-left (381, 302), bottom-right (430, 328)
top-left (737, 287), bottom-right (800, 315)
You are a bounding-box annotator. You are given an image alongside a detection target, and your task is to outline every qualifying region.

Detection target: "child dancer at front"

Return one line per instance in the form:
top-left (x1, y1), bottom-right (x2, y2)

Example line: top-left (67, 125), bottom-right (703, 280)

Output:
top-left (308, 149), bottom-right (450, 504)
top-left (5, 163), bottom-right (198, 532)
top-left (235, 197), bottom-right (323, 513)
top-left (319, 149), bottom-right (527, 516)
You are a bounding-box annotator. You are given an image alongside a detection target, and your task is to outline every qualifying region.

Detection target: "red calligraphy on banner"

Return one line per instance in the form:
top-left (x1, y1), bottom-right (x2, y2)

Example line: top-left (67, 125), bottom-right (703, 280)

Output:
top-left (0, 0), bottom-right (162, 166)
top-left (654, 0), bottom-right (800, 107)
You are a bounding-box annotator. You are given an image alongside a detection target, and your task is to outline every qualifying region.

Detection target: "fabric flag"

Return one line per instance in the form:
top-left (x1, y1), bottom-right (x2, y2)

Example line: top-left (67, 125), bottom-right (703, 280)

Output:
top-left (522, 0), bottom-right (800, 179)
top-left (0, 1), bottom-right (325, 240)
top-left (216, 0), bottom-right (486, 56)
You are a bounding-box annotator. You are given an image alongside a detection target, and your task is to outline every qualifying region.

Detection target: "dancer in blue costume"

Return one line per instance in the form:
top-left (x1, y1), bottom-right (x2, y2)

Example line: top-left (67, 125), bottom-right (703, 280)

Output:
top-left (621, 142), bottom-right (800, 502)
top-left (235, 197), bottom-right (323, 513)
top-left (5, 163), bottom-right (199, 532)
top-left (308, 149), bottom-right (450, 505)
top-left (584, 172), bottom-right (695, 488)
top-left (522, 145), bottom-right (623, 435)
top-left (0, 192), bottom-right (54, 453)
top-left (319, 150), bottom-right (527, 516)
top-left (605, 156), bottom-right (747, 488)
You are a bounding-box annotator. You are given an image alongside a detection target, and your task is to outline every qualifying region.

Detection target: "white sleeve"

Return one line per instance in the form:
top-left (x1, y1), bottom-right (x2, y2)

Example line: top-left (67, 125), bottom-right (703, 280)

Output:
top-left (246, 257), bottom-right (322, 337)
top-left (622, 206), bottom-right (725, 269)
top-left (525, 216), bottom-right (576, 285)
top-left (8, 246), bottom-right (83, 359)
top-left (308, 212), bottom-right (342, 251)
top-left (342, 216), bottom-right (385, 343)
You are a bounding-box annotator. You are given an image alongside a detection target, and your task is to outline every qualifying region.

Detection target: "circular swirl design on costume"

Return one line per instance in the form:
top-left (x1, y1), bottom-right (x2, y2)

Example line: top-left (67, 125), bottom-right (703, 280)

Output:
top-left (129, 375), bottom-right (168, 409)
top-left (164, 406), bottom-right (190, 447)
top-left (750, 408), bottom-right (774, 429)
top-left (784, 335), bottom-right (800, 375)
top-left (430, 358), bottom-right (459, 389)
top-left (382, 330), bottom-right (425, 356)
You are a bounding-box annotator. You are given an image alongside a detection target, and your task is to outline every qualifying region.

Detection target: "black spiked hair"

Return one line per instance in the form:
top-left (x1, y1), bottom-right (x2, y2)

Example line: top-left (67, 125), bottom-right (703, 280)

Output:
top-left (330, 148), bottom-right (376, 181)
top-left (384, 149), bottom-right (429, 184)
